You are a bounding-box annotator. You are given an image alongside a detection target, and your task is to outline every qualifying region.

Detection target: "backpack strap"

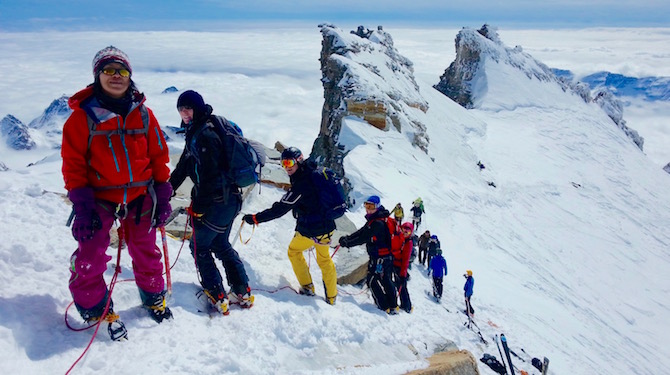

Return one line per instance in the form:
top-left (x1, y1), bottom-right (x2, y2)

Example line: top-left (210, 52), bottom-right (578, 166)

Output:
top-left (85, 105), bottom-right (152, 194)
top-left (86, 105), bottom-right (150, 150)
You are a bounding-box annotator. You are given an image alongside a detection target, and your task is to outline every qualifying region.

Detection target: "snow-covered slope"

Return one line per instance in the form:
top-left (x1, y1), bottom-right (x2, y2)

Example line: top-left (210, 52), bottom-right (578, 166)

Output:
top-left (0, 28), bottom-right (669, 375)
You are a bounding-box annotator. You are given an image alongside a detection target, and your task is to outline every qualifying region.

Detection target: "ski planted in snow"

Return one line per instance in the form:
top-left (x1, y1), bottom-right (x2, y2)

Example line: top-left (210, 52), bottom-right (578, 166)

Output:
top-left (542, 356), bottom-right (550, 375)
top-left (500, 334), bottom-right (515, 375)
top-left (495, 334), bottom-right (508, 374)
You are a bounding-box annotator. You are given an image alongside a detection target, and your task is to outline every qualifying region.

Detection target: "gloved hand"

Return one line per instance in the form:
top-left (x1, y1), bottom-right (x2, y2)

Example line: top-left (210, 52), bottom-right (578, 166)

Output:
top-left (242, 214), bottom-right (256, 225)
top-left (69, 187), bottom-right (102, 242)
top-left (187, 206), bottom-right (204, 221)
top-left (152, 182), bottom-right (173, 228)
top-left (338, 236), bottom-right (349, 248)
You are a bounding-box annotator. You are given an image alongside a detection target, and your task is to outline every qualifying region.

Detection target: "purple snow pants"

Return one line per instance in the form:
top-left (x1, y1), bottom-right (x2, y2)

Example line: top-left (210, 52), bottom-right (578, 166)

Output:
top-left (68, 195), bottom-right (164, 310)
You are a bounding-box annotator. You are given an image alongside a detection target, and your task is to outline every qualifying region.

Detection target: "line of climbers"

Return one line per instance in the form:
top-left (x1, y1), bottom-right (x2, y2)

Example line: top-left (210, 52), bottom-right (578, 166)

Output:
top-left (61, 45), bottom-right (474, 338)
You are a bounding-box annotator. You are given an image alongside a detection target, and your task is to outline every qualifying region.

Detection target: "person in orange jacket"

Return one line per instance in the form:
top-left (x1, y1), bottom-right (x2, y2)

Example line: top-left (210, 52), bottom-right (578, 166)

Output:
top-left (62, 46), bottom-right (173, 338)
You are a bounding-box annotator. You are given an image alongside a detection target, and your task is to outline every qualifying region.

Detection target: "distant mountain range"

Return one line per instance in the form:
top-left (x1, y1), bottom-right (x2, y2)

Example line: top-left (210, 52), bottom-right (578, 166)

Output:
top-left (552, 69), bottom-right (670, 102)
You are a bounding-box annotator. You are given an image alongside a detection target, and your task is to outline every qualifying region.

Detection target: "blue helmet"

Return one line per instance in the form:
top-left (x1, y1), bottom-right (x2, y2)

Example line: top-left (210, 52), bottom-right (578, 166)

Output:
top-left (430, 235), bottom-right (438, 241)
top-left (364, 195), bottom-right (381, 208)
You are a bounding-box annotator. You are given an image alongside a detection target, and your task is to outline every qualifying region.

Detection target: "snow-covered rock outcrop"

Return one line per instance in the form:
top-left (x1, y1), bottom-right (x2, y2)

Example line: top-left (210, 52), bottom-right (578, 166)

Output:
top-left (1, 114), bottom-right (35, 150)
top-left (435, 24), bottom-right (644, 150)
top-left (593, 90), bottom-right (644, 150)
top-left (28, 95), bottom-right (71, 148)
top-left (310, 24), bottom-right (430, 200)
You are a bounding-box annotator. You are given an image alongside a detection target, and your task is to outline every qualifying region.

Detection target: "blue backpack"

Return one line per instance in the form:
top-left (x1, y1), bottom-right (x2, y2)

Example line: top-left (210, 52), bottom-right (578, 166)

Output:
top-left (310, 166), bottom-right (347, 220)
top-left (204, 115), bottom-right (263, 188)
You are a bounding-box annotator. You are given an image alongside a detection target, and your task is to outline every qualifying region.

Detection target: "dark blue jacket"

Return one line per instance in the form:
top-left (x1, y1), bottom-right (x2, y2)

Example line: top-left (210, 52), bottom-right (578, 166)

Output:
top-left (339, 206), bottom-right (393, 258)
top-left (464, 276), bottom-right (474, 297)
top-left (430, 254), bottom-right (447, 278)
top-left (170, 105), bottom-right (240, 212)
top-left (253, 162), bottom-right (335, 238)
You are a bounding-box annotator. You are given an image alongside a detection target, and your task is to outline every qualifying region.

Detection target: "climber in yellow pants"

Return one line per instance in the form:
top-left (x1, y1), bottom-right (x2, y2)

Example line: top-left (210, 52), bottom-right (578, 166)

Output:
top-left (243, 147), bottom-right (338, 305)
top-left (287, 232), bottom-right (338, 302)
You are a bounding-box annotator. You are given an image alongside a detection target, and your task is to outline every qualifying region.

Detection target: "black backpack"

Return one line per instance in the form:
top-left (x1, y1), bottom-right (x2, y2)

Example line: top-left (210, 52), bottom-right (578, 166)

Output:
top-left (206, 115), bottom-right (264, 188)
top-left (480, 353), bottom-right (506, 375)
top-left (310, 166), bottom-right (347, 220)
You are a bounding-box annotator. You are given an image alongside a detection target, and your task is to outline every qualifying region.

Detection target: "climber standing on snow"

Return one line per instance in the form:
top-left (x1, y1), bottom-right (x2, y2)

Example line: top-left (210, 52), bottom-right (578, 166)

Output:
top-left (464, 270), bottom-right (475, 317)
top-left (410, 198), bottom-right (425, 231)
top-left (393, 222), bottom-right (415, 313)
top-left (62, 46), bottom-right (173, 338)
top-left (338, 196), bottom-right (399, 314)
top-left (242, 147), bottom-right (338, 305)
top-left (169, 90), bottom-right (254, 315)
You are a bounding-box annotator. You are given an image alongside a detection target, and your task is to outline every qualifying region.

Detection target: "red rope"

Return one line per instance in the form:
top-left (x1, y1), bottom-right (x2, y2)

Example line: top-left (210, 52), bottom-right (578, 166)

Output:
top-left (65, 223), bottom-right (125, 375)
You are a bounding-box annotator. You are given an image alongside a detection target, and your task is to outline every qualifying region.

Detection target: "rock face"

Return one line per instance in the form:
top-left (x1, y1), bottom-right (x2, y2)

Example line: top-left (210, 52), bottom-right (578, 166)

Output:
top-left (405, 350), bottom-right (481, 375)
top-left (311, 24), bottom-right (430, 202)
top-left (434, 24), bottom-right (645, 151)
top-left (1, 114), bottom-right (35, 150)
top-left (593, 90), bottom-right (644, 150)
top-left (663, 162), bottom-right (670, 174)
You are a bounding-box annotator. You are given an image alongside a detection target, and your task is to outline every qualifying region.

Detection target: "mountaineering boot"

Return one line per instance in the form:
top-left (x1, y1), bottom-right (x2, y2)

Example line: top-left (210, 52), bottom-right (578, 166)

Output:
top-left (230, 286), bottom-right (254, 308)
top-left (104, 311), bottom-right (128, 341)
top-left (299, 283), bottom-right (315, 296)
top-left (325, 296), bottom-right (336, 305)
top-left (141, 290), bottom-right (173, 323)
top-left (203, 289), bottom-right (230, 315)
top-left (85, 309), bottom-right (128, 341)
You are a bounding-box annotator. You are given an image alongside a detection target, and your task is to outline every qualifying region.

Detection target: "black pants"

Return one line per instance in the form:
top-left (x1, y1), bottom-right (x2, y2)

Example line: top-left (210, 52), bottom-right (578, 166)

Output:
top-left (393, 266), bottom-right (412, 312)
top-left (465, 296), bottom-right (475, 316)
top-left (366, 256), bottom-right (397, 311)
top-left (418, 246), bottom-right (427, 265)
top-left (190, 197), bottom-right (249, 296)
top-left (432, 277), bottom-right (443, 297)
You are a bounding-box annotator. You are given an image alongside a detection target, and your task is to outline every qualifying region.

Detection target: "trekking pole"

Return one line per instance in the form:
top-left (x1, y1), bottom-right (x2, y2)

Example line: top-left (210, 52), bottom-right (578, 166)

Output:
top-left (159, 226), bottom-right (172, 296)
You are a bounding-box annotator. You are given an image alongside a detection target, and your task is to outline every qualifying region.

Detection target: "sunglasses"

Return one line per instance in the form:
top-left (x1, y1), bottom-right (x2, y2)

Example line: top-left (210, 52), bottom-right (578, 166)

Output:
top-left (101, 67), bottom-right (131, 78)
top-left (281, 158), bottom-right (297, 169)
top-left (177, 106), bottom-right (193, 112)
top-left (363, 202), bottom-right (377, 210)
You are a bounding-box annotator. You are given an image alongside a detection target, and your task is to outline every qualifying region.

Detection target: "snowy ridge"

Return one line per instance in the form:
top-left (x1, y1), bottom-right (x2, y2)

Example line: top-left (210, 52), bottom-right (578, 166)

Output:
top-left (0, 28), bottom-right (669, 375)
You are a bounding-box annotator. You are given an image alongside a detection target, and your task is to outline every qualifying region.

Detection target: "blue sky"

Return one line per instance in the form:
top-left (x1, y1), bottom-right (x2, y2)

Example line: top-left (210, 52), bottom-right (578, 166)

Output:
top-left (1, 0), bottom-right (669, 31)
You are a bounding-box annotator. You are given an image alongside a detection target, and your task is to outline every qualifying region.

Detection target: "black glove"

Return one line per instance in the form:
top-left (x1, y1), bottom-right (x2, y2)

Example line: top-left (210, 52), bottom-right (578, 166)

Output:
top-left (242, 214), bottom-right (256, 225)
top-left (338, 236), bottom-right (349, 248)
top-left (69, 187), bottom-right (102, 242)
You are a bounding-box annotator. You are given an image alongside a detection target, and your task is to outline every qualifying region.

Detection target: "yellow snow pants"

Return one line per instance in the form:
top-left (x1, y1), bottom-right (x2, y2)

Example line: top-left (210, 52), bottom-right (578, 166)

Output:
top-left (287, 231), bottom-right (338, 299)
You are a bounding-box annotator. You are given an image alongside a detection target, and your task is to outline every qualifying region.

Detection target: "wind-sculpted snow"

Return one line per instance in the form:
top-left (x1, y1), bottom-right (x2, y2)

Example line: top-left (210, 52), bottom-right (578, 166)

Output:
top-left (0, 27), bottom-right (669, 375)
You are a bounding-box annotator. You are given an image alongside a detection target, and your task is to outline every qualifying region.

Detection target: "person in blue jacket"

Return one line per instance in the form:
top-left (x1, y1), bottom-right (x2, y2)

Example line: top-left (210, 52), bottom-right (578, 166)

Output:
top-left (464, 269), bottom-right (475, 317)
top-left (428, 248), bottom-right (447, 302)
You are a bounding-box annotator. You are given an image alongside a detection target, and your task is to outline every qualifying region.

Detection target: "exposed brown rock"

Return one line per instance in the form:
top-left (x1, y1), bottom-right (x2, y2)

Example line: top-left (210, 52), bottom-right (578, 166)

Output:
top-left (405, 350), bottom-right (480, 375)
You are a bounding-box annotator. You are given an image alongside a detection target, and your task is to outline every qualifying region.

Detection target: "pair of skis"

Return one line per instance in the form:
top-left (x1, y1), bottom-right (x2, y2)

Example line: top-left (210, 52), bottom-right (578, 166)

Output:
top-left (495, 334), bottom-right (549, 375)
